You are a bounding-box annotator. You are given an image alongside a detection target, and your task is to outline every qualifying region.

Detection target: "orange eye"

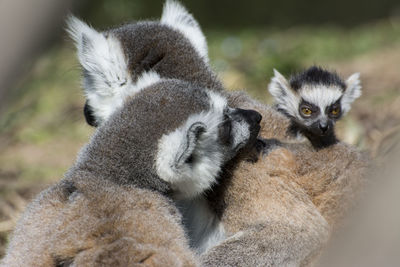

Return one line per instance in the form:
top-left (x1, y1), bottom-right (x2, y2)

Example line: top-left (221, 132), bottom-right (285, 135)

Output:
top-left (301, 107), bottom-right (312, 116)
top-left (331, 107), bottom-right (340, 115)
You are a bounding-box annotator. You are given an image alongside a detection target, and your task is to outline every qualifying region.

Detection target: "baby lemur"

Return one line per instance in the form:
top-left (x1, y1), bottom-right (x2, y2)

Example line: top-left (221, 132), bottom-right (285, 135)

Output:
top-left (269, 66), bottom-right (362, 149)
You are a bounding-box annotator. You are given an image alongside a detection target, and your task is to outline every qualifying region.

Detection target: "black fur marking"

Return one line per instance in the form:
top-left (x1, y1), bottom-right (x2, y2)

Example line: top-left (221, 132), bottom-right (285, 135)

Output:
top-left (55, 257), bottom-right (73, 267)
top-left (63, 180), bottom-right (78, 196)
top-left (299, 99), bottom-right (320, 119)
top-left (140, 49), bottom-right (165, 72)
top-left (288, 120), bottom-right (338, 150)
top-left (326, 97), bottom-right (343, 119)
top-left (83, 101), bottom-right (98, 127)
top-left (289, 66), bottom-right (346, 91)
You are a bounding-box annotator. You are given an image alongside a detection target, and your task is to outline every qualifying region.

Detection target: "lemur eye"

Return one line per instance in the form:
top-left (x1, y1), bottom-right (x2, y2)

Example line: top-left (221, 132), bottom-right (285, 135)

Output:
top-left (331, 107), bottom-right (340, 116)
top-left (301, 107), bottom-right (312, 116)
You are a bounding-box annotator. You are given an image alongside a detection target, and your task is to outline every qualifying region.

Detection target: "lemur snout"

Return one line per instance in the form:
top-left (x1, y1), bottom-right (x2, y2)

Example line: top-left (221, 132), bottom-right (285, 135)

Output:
top-left (319, 123), bottom-right (329, 134)
top-left (233, 108), bottom-right (262, 125)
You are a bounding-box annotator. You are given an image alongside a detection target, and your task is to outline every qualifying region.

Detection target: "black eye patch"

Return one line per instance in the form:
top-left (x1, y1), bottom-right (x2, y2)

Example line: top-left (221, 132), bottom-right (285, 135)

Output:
top-left (326, 98), bottom-right (342, 119)
top-left (218, 115), bottom-right (232, 145)
top-left (299, 99), bottom-right (320, 118)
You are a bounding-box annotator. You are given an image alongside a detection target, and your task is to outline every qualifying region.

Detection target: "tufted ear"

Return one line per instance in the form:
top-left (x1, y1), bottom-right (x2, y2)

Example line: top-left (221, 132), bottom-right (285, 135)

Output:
top-left (175, 122), bottom-right (207, 167)
top-left (67, 16), bottom-right (162, 126)
top-left (342, 73), bottom-right (362, 114)
top-left (161, 0), bottom-right (209, 62)
top-left (268, 69), bottom-right (298, 117)
top-left (67, 16), bottom-right (131, 126)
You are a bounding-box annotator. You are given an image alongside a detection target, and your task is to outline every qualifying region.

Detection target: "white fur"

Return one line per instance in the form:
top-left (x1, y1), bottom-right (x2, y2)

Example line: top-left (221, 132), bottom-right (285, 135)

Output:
top-left (178, 197), bottom-right (226, 254)
top-left (86, 71), bottom-right (162, 125)
top-left (342, 72), bottom-right (362, 114)
top-left (300, 84), bottom-right (343, 115)
top-left (155, 90), bottom-right (228, 198)
top-left (268, 69), bottom-right (299, 118)
top-left (206, 90), bottom-right (228, 113)
top-left (161, 0), bottom-right (209, 62)
top-left (155, 110), bottom-right (224, 198)
top-left (68, 16), bottom-right (164, 125)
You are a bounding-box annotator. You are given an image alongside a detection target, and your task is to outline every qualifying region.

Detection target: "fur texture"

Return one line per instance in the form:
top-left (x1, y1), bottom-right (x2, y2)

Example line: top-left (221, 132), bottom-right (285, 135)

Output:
top-left (2, 78), bottom-right (261, 266)
top-left (201, 92), bottom-right (369, 266)
top-left (68, 1), bottom-right (221, 126)
top-left (1, 178), bottom-right (198, 266)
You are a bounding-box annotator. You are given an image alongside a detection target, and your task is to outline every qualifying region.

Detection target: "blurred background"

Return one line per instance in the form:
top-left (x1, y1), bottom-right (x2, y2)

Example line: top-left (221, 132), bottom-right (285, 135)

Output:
top-left (1, 0), bottom-right (400, 258)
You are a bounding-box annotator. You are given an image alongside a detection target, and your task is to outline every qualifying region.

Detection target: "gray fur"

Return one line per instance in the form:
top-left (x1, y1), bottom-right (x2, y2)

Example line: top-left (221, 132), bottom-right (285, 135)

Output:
top-left (69, 80), bottom-right (209, 193)
top-left (111, 22), bottom-right (222, 90)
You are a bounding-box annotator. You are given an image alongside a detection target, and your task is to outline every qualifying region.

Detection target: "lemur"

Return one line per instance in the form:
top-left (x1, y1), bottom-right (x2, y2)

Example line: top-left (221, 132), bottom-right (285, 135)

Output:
top-left (2, 76), bottom-right (261, 267)
top-left (1, 3), bottom-right (263, 265)
top-left (268, 66), bottom-right (362, 149)
top-left (8, 1), bottom-right (367, 266)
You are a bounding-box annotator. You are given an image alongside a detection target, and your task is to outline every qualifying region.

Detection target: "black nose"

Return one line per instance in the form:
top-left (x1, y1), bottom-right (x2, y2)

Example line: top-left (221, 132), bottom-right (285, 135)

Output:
top-left (319, 123), bottom-right (329, 133)
top-left (238, 109), bottom-right (262, 124)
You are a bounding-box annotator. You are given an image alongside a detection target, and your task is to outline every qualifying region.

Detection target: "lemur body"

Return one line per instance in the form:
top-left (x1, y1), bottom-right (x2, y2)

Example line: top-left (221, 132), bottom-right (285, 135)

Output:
top-left (201, 92), bottom-right (368, 266)
top-left (2, 79), bottom-right (261, 267)
top-left (1, 2), bottom-right (262, 265)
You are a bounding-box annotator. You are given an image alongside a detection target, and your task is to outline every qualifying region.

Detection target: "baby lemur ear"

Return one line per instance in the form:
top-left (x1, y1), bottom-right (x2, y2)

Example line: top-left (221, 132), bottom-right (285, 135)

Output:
top-left (268, 69), bottom-right (298, 116)
top-left (342, 73), bottom-right (362, 114)
top-left (66, 16), bottom-right (134, 125)
top-left (161, 0), bottom-right (209, 62)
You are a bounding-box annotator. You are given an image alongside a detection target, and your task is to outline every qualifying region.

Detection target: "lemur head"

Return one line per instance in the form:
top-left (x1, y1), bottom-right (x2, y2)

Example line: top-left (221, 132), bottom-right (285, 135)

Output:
top-left (67, 0), bottom-right (221, 127)
top-left (76, 79), bottom-right (261, 199)
top-left (268, 66), bottom-right (361, 149)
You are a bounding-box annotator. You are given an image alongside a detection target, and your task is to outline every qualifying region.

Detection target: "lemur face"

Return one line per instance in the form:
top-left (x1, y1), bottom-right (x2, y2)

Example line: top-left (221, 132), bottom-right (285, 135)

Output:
top-left (150, 85), bottom-right (262, 198)
top-left (295, 84), bottom-right (343, 137)
top-left (269, 66), bottom-right (361, 148)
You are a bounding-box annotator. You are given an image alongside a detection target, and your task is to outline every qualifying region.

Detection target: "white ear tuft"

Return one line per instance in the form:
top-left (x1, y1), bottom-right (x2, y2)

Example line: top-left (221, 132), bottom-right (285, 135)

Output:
top-left (161, 0), bottom-right (209, 62)
top-left (268, 69), bottom-right (299, 117)
top-left (342, 72), bottom-right (362, 114)
top-left (268, 69), bottom-right (291, 98)
top-left (67, 16), bottom-right (132, 125)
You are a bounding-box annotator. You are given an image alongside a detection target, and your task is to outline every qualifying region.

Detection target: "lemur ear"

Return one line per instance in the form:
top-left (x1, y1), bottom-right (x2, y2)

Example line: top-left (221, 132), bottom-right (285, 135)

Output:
top-left (161, 0), bottom-right (209, 62)
top-left (342, 73), bottom-right (362, 114)
top-left (268, 69), bottom-right (292, 99)
top-left (175, 122), bottom-right (207, 167)
top-left (268, 69), bottom-right (298, 116)
top-left (67, 16), bottom-right (131, 125)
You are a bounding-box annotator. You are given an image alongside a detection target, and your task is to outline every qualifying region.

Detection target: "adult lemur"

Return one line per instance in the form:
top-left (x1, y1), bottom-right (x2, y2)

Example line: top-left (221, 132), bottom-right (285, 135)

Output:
top-left (74, 1), bottom-right (368, 266)
top-left (268, 66), bottom-right (362, 149)
top-left (0, 3), bottom-right (262, 265)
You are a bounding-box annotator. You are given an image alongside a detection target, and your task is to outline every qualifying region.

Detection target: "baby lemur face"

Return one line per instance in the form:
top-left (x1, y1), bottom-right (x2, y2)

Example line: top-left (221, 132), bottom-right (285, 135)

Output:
top-left (269, 66), bottom-right (362, 148)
